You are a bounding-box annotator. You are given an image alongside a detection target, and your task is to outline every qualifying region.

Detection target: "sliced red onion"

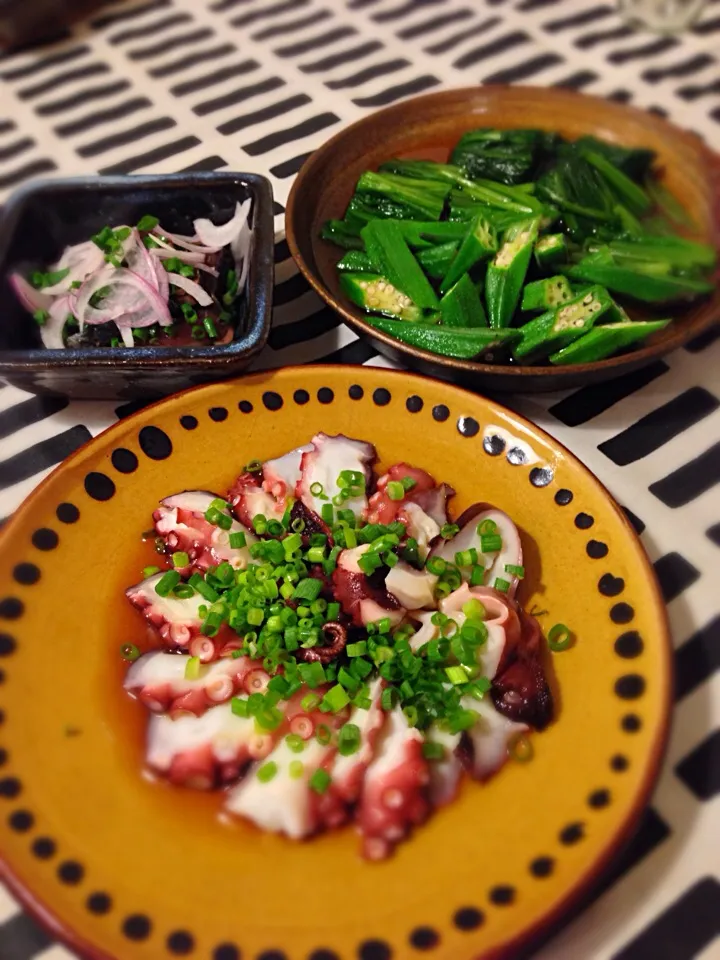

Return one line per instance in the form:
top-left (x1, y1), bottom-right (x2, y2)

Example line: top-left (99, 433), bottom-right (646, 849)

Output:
top-left (166, 272), bottom-right (214, 307)
top-left (42, 241), bottom-right (105, 295)
top-left (125, 229), bottom-right (160, 292)
top-left (10, 273), bottom-right (52, 313)
top-left (151, 226), bottom-right (220, 254)
top-left (41, 296), bottom-right (70, 349)
top-left (150, 244), bottom-right (208, 265)
top-left (194, 200), bottom-right (250, 250)
top-left (75, 266), bottom-right (172, 330)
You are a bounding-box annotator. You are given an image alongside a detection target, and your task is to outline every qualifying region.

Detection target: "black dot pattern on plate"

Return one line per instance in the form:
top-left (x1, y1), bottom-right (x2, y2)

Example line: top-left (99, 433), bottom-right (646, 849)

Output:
top-left (209, 406), bottom-right (228, 422)
top-left (139, 425), bottom-right (173, 460)
top-left (0, 634), bottom-right (16, 655)
top-left (56, 502), bottom-right (79, 523)
top-left (621, 713), bottom-right (642, 733)
top-left (262, 391), bottom-right (283, 411)
top-left (358, 941), bottom-right (391, 960)
top-left (457, 416), bottom-right (479, 437)
top-left (309, 950), bottom-right (340, 960)
top-left (58, 860), bottom-right (84, 884)
top-left (84, 471), bottom-right (115, 501)
top-left (318, 387), bottom-right (334, 404)
top-left (238, 401), bottom-right (253, 414)
top-left (87, 892), bottom-right (112, 914)
top-left (586, 540), bottom-right (609, 559)
top-left (588, 789), bottom-right (611, 809)
top-left (529, 466), bottom-right (553, 487)
top-left (406, 395), bottom-right (423, 413)
top-left (432, 404), bottom-right (449, 422)
top-left (32, 528), bottom-right (58, 551)
top-left (258, 951), bottom-right (287, 960)
top-left (32, 837), bottom-right (56, 859)
top-left (167, 930), bottom-right (195, 954)
top-left (213, 945), bottom-right (239, 960)
top-left (111, 448), bottom-right (138, 474)
top-left (611, 754), bottom-right (629, 772)
top-left (483, 435), bottom-right (506, 456)
top-left (554, 488), bottom-right (573, 506)
top-left (574, 512), bottom-right (594, 529)
top-left (8, 810), bottom-right (33, 832)
top-left (409, 926), bottom-right (439, 950)
top-left (615, 631), bottom-right (643, 658)
top-left (0, 599), bottom-right (23, 620)
top-left (559, 822), bottom-right (585, 845)
top-left (507, 446), bottom-right (528, 466)
top-left (599, 574), bottom-right (625, 597)
top-left (180, 415), bottom-right (198, 430)
top-left (453, 907), bottom-right (484, 931)
top-left (123, 914), bottom-right (152, 941)
top-left (349, 384), bottom-right (363, 400)
top-left (611, 603), bottom-right (635, 625)
top-left (294, 389), bottom-right (309, 405)
top-left (615, 674), bottom-right (645, 699)
top-left (373, 387), bottom-right (390, 406)
top-left (13, 563), bottom-right (40, 586)
top-left (529, 856), bottom-right (554, 878)
top-left (489, 885), bottom-right (515, 906)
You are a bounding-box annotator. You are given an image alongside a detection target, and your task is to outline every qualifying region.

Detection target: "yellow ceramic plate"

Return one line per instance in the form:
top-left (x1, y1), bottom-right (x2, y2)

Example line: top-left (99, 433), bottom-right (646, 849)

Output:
top-left (0, 367), bottom-right (670, 960)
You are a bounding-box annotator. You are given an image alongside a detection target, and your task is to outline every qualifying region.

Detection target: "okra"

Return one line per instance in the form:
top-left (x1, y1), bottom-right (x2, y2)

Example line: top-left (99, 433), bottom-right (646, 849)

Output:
top-left (320, 219), bottom-right (363, 250)
top-left (336, 250), bottom-right (375, 272)
top-left (440, 214), bottom-right (498, 293)
top-left (366, 315), bottom-right (519, 359)
top-left (398, 220), bottom-right (468, 249)
top-left (534, 233), bottom-right (568, 268)
top-left (513, 285), bottom-right (613, 362)
top-left (417, 241), bottom-right (460, 279)
top-left (564, 256), bottom-right (714, 302)
top-left (440, 273), bottom-right (487, 328)
top-left (521, 276), bottom-right (573, 312)
top-left (605, 236), bottom-right (717, 270)
top-left (361, 220), bottom-right (439, 310)
top-left (549, 319), bottom-right (670, 365)
top-left (340, 273), bottom-right (422, 322)
top-left (485, 218), bottom-right (540, 328)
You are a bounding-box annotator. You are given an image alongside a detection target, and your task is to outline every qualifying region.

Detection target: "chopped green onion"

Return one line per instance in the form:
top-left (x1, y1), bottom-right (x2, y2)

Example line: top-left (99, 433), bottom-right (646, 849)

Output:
top-left (470, 564), bottom-right (485, 587)
top-left (547, 623), bottom-right (573, 652)
top-left (445, 666), bottom-right (468, 685)
top-left (440, 523), bottom-right (459, 539)
top-left (349, 657), bottom-right (373, 681)
top-left (203, 315), bottom-right (218, 339)
top-left (310, 481), bottom-right (325, 497)
top-left (477, 519), bottom-right (498, 536)
top-left (154, 570), bottom-right (181, 597)
top-left (306, 546), bottom-right (325, 564)
top-left (255, 707), bottom-right (284, 731)
top-left (321, 503), bottom-right (334, 525)
top-left (301, 692), bottom-right (321, 712)
top-left (321, 684), bottom-right (350, 713)
top-left (494, 578), bottom-right (510, 594)
top-left (188, 573), bottom-right (219, 603)
top-left (172, 551), bottom-right (190, 569)
top-left (173, 584), bottom-right (195, 599)
top-left (253, 514), bottom-right (267, 535)
top-left (142, 565), bottom-right (160, 578)
top-left (309, 768), bottom-right (331, 794)
top-left (292, 578), bottom-right (323, 603)
top-left (247, 607), bottom-right (265, 626)
top-left (338, 723), bottom-right (361, 756)
top-left (480, 534), bottom-right (502, 553)
top-left (338, 667), bottom-right (360, 694)
top-left (120, 643), bottom-right (141, 662)
top-left (315, 723), bottom-right (332, 745)
top-left (422, 741), bottom-right (445, 760)
top-left (426, 556), bottom-right (446, 576)
top-left (401, 476), bottom-right (417, 491)
top-left (289, 760), bottom-right (304, 779)
top-left (347, 641), bottom-right (367, 658)
top-left (386, 481), bottom-right (405, 501)
top-left (381, 687), bottom-right (398, 711)
top-left (462, 599), bottom-right (485, 621)
top-left (137, 214), bottom-right (159, 231)
top-left (184, 656), bottom-right (201, 681)
top-left (291, 516), bottom-right (306, 533)
top-left (455, 548), bottom-right (478, 568)
top-left (298, 661), bottom-right (326, 688)
top-left (257, 761), bottom-right (278, 783)
top-left (231, 697), bottom-right (249, 718)
top-left (504, 564), bottom-right (525, 578)
top-left (403, 705), bottom-right (419, 726)
top-left (285, 733), bottom-right (306, 753)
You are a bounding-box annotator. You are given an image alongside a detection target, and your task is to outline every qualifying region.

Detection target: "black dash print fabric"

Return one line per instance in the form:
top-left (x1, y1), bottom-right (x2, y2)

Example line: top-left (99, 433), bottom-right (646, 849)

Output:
top-left (0, 0), bottom-right (719, 958)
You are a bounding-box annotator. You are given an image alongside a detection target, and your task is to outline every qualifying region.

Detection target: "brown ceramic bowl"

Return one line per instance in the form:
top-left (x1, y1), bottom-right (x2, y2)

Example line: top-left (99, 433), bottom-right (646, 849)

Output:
top-left (287, 86), bottom-right (720, 392)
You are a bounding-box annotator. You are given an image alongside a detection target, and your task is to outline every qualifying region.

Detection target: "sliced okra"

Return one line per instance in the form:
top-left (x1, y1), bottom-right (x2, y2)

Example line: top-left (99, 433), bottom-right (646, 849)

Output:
top-left (549, 319), bottom-right (670, 365)
top-left (513, 284), bottom-right (613, 362)
top-left (361, 220), bottom-right (439, 310)
top-left (440, 273), bottom-right (487, 328)
top-left (336, 249), bottom-right (375, 273)
top-left (340, 272), bottom-right (422, 322)
top-left (485, 218), bottom-right (540, 329)
top-left (366, 315), bottom-right (519, 359)
top-left (534, 233), bottom-right (567, 268)
top-left (439, 214), bottom-right (498, 294)
top-left (521, 275), bottom-right (573, 312)
top-left (417, 241), bottom-right (460, 280)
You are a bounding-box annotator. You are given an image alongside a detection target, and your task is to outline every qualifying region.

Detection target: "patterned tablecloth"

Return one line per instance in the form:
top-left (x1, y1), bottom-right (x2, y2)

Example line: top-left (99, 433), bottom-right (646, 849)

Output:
top-left (0, 0), bottom-right (719, 957)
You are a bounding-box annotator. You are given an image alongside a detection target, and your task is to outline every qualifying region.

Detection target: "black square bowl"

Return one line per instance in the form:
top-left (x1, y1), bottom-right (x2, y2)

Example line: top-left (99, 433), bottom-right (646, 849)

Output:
top-left (0, 171), bottom-right (274, 400)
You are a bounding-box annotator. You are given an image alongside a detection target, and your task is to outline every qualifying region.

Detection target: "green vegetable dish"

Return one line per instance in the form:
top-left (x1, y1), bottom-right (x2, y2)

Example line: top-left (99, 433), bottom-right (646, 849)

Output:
top-left (320, 128), bottom-right (717, 365)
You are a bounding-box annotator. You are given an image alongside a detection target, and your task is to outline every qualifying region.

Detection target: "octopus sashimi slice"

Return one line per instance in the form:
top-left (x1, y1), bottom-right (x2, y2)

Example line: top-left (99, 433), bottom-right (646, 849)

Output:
top-left (430, 505), bottom-right (523, 598)
top-left (367, 462), bottom-right (454, 527)
top-left (153, 490), bottom-right (256, 574)
top-left (330, 678), bottom-right (386, 803)
top-left (146, 703), bottom-right (274, 789)
top-left (356, 707), bottom-right (429, 861)
top-left (399, 502), bottom-right (440, 560)
top-left (462, 696), bottom-right (528, 781)
top-left (227, 472), bottom-right (284, 529)
top-left (333, 545), bottom-right (405, 628)
top-left (126, 572), bottom-right (206, 649)
top-left (425, 725), bottom-right (464, 807)
top-left (297, 433), bottom-right (376, 520)
top-left (124, 651), bottom-right (268, 717)
top-left (262, 443), bottom-right (314, 502)
top-left (439, 584), bottom-right (513, 680)
top-left (385, 560), bottom-right (437, 610)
